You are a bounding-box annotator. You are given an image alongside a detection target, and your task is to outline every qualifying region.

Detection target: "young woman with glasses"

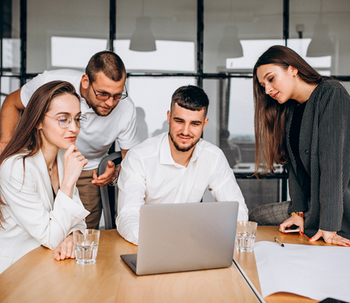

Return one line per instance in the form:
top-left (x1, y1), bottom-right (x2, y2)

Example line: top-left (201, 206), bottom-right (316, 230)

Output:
top-left (0, 81), bottom-right (90, 273)
top-left (250, 45), bottom-right (350, 247)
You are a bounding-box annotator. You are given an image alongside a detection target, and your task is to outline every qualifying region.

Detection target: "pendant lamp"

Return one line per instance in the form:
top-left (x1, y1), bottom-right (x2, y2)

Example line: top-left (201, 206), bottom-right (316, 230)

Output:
top-left (218, 24), bottom-right (243, 59)
top-left (306, 0), bottom-right (334, 57)
top-left (129, 0), bottom-right (156, 52)
top-left (306, 23), bottom-right (334, 57)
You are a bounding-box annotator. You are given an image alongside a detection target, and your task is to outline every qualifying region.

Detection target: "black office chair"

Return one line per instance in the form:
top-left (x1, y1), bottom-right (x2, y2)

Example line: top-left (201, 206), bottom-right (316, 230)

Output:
top-left (98, 151), bottom-right (122, 230)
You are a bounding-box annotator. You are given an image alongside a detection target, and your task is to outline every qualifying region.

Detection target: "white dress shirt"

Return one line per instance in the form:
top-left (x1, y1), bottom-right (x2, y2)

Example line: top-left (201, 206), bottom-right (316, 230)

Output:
top-left (116, 132), bottom-right (248, 245)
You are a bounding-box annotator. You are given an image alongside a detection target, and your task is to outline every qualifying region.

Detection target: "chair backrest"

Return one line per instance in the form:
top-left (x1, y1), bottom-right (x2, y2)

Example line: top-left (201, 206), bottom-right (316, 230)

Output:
top-left (98, 151), bottom-right (122, 230)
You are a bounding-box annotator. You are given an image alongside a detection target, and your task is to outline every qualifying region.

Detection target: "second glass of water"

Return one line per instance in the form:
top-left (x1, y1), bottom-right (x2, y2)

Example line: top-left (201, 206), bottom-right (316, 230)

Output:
top-left (73, 229), bottom-right (100, 265)
top-left (235, 221), bottom-right (258, 252)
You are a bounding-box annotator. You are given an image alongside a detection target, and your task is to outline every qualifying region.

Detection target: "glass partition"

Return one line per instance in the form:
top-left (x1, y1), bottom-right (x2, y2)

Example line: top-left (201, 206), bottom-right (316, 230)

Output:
top-left (115, 0), bottom-right (197, 72)
top-left (1, 0), bottom-right (20, 105)
top-left (289, 0), bottom-right (350, 76)
top-left (127, 76), bottom-right (196, 143)
top-left (26, 0), bottom-right (109, 73)
top-left (203, 0), bottom-right (283, 73)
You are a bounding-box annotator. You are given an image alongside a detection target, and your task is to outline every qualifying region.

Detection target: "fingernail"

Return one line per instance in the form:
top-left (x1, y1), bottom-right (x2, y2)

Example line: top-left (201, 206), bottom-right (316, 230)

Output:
top-left (300, 231), bottom-right (304, 235)
top-left (308, 238), bottom-right (312, 241)
top-left (346, 243), bottom-right (350, 246)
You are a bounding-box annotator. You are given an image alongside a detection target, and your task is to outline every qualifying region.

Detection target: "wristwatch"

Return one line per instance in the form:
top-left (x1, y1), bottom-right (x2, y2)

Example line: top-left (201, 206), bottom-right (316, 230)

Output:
top-left (108, 170), bottom-right (119, 187)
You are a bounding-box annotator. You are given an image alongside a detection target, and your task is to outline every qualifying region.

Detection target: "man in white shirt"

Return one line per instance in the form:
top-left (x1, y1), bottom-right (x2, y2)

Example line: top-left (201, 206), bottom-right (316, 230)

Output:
top-left (0, 51), bottom-right (139, 229)
top-left (116, 85), bottom-right (248, 245)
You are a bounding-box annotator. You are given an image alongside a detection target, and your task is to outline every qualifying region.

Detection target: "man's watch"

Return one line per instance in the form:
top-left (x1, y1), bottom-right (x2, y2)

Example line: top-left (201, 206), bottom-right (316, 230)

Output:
top-left (108, 170), bottom-right (119, 187)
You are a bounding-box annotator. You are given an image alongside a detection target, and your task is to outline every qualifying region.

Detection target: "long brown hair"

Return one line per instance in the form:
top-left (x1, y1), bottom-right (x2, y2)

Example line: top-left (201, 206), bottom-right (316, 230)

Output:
top-left (253, 45), bottom-right (323, 174)
top-left (0, 81), bottom-right (80, 227)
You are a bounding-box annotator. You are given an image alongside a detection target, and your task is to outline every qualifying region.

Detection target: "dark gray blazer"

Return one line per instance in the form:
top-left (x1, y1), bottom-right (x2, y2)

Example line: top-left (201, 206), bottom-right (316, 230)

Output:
top-left (285, 80), bottom-right (350, 238)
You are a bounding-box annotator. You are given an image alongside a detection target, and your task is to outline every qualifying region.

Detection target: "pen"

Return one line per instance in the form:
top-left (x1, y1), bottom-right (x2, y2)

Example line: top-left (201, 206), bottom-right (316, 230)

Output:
top-left (274, 237), bottom-right (284, 247)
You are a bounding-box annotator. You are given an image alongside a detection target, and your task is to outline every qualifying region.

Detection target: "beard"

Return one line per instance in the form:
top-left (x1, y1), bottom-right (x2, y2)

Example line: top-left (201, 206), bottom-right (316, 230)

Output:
top-left (85, 92), bottom-right (117, 117)
top-left (168, 132), bottom-right (199, 152)
top-left (90, 104), bottom-right (115, 117)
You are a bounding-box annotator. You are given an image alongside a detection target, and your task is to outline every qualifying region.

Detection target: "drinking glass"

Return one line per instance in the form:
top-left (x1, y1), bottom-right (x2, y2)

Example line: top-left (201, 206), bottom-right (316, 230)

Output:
top-left (73, 229), bottom-right (100, 265)
top-left (235, 221), bottom-right (258, 252)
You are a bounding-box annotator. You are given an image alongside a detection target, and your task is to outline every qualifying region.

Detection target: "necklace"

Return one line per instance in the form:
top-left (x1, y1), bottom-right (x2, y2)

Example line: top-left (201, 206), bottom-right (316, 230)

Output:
top-left (48, 167), bottom-right (53, 179)
top-left (48, 159), bottom-right (56, 179)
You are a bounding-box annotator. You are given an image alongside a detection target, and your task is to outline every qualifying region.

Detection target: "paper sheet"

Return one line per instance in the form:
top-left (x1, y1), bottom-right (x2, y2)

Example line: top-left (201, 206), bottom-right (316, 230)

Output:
top-left (254, 241), bottom-right (350, 302)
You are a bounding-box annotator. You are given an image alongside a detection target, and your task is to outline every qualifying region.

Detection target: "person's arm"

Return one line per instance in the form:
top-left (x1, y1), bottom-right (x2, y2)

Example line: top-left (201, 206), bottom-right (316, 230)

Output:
top-left (116, 149), bottom-right (146, 245)
top-left (54, 185), bottom-right (89, 261)
top-left (279, 163), bottom-right (307, 234)
top-left (61, 145), bottom-right (89, 198)
top-left (285, 163), bottom-right (308, 213)
top-left (209, 150), bottom-right (249, 221)
top-left (308, 85), bottom-right (350, 246)
top-left (0, 89), bottom-right (25, 153)
top-left (115, 99), bottom-right (140, 154)
top-left (317, 86), bottom-right (350, 232)
top-left (91, 148), bottom-right (128, 187)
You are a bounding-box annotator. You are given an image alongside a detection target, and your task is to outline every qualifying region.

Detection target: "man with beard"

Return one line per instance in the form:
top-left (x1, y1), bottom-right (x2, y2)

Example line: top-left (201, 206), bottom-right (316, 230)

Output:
top-left (116, 85), bottom-right (248, 245)
top-left (0, 51), bottom-right (139, 229)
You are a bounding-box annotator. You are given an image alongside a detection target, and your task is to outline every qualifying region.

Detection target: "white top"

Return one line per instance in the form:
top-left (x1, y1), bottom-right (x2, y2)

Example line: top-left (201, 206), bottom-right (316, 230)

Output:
top-left (0, 149), bottom-right (89, 274)
top-left (21, 69), bottom-right (139, 170)
top-left (116, 132), bottom-right (248, 245)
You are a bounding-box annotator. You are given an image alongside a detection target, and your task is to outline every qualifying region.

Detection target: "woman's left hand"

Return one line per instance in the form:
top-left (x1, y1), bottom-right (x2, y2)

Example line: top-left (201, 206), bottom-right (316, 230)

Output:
top-left (54, 234), bottom-right (75, 261)
top-left (308, 229), bottom-right (350, 246)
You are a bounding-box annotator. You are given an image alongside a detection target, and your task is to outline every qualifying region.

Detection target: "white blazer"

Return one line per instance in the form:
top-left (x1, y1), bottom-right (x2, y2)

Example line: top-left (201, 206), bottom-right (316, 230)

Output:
top-left (0, 149), bottom-right (89, 274)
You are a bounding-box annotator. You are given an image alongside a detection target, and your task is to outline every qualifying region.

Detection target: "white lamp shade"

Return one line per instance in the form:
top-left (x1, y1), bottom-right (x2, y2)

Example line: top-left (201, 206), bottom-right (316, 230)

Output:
top-left (218, 25), bottom-right (243, 59)
top-left (129, 16), bottom-right (156, 52)
top-left (306, 23), bottom-right (334, 57)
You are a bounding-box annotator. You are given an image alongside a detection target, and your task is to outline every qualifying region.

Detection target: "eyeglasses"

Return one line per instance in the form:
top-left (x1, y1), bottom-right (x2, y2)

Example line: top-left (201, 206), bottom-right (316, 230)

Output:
top-left (90, 81), bottom-right (128, 102)
top-left (45, 114), bottom-right (87, 129)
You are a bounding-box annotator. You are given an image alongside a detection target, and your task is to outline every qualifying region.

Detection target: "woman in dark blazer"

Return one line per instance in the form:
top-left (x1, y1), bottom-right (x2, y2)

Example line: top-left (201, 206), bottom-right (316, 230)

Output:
top-left (250, 45), bottom-right (350, 247)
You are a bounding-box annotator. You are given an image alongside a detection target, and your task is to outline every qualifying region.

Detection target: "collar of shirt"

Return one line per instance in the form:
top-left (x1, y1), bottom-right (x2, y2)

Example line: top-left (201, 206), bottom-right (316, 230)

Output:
top-left (79, 97), bottom-right (95, 115)
top-left (159, 133), bottom-right (201, 168)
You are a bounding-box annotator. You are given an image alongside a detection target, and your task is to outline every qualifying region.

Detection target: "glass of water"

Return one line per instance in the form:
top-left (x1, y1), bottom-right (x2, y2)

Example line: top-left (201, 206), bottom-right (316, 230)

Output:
top-left (73, 229), bottom-right (100, 265)
top-left (235, 221), bottom-right (258, 252)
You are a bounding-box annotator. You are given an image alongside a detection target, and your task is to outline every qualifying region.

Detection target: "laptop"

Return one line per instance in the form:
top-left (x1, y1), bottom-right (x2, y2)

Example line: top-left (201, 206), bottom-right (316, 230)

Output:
top-left (120, 201), bottom-right (238, 275)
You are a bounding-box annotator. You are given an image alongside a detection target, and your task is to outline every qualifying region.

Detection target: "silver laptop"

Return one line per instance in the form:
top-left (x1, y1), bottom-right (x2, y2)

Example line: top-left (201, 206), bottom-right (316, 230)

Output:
top-left (120, 201), bottom-right (238, 275)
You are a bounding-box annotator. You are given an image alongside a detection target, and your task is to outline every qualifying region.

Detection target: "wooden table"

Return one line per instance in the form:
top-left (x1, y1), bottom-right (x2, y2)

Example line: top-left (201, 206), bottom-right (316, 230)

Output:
top-left (0, 229), bottom-right (259, 303)
top-left (234, 226), bottom-right (331, 303)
